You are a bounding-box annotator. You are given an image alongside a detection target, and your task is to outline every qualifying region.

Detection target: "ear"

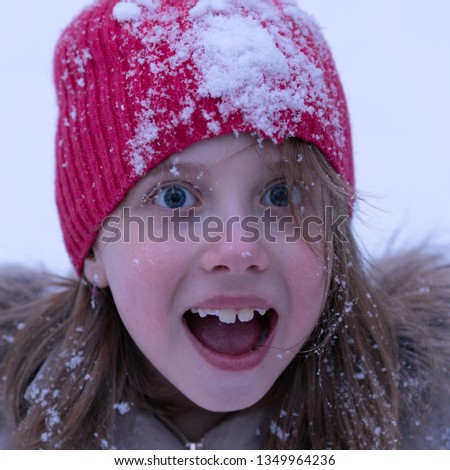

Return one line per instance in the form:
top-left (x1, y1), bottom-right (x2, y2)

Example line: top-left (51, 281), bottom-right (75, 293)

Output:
top-left (83, 251), bottom-right (109, 288)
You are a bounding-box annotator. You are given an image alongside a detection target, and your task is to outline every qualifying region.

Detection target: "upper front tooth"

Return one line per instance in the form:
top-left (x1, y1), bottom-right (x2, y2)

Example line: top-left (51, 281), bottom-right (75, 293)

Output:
top-left (237, 308), bottom-right (254, 322)
top-left (191, 307), bottom-right (268, 322)
top-left (218, 309), bottom-right (237, 324)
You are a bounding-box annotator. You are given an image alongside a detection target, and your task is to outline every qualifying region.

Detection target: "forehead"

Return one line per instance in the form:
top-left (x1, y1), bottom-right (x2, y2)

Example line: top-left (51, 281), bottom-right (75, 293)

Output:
top-left (142, 133), bottom-right (283, 179)
top-left (167, 133), bottom-right (282, 166)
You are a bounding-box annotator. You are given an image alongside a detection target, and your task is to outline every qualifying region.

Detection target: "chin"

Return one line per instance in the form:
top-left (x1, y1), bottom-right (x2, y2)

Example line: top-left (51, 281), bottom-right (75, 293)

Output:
top-left (181, 378), bottom-right (275, 413)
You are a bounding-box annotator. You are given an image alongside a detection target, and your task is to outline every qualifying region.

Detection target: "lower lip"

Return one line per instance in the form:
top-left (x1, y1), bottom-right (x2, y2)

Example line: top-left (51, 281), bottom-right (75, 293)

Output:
top-left (183, 315), bottom-right (277, 371)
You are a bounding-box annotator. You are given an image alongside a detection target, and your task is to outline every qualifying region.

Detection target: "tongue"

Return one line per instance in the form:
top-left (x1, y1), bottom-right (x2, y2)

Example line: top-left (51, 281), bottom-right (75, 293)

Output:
top-left (187, 314), bottom-right (261, 355)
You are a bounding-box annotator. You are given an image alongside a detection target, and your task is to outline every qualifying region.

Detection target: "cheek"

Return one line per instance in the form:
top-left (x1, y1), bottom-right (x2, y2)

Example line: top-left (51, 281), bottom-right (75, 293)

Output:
top-left (297, 256), bottom-right (328, 315)
top-left (98, 245), bottom-right (173, 355)
top-left (283, 243), bottom-right (328, 334)
top-left (283, 240), bottom-right (328, 289)
top-left (102, 240), bottom-right (184, 287)
top-left (99, 237), bottom-right (199, 334)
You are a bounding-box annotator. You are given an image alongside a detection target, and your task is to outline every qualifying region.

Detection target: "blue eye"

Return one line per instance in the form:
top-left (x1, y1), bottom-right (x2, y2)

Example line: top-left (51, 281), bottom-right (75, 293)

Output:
top-left (153, 184), bottom-right (197, 209)
top-left (262, 182), bottom-right (300, 207)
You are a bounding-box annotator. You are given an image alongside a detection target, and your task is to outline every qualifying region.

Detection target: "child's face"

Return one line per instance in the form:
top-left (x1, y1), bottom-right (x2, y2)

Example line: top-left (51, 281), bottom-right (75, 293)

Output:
top-left (87, 134), bottom-right (328, 412)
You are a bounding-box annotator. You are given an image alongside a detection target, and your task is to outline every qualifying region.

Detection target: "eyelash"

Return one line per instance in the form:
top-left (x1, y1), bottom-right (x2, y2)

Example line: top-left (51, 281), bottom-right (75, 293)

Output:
top-left (141, 182), bottom-right (200, 209)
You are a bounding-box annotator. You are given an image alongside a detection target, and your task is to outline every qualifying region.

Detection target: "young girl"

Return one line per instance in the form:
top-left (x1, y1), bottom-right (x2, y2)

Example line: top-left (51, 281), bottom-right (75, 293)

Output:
top-left (1, 0), bottom-right (449, 450)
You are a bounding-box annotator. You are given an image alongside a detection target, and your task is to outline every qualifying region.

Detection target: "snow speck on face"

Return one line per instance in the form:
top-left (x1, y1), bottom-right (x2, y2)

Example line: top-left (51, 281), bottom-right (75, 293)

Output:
top-left (113, 2), bottom-right (142, 23)
top-left (169, 164), bottom-right (180, 176)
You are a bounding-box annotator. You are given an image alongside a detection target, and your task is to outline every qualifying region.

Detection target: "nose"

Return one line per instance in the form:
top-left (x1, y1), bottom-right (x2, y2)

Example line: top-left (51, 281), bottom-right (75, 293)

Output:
top-left (198, 217), bottom-right (270, 273)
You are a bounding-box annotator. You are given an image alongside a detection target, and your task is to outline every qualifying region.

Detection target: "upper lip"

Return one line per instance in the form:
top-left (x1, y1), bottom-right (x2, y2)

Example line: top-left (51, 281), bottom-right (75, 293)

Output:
top-left (186, 295), bottom-right (275, 312)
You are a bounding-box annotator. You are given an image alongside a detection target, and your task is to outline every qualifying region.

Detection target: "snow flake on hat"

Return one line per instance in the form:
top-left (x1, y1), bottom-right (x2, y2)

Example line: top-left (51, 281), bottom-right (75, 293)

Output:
top-left (113, 0), bottom-right (160, 23)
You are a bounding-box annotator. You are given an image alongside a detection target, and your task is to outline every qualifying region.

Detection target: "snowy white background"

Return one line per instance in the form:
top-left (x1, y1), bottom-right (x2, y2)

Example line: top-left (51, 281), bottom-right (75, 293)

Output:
top-left (0, 0), bottom-right (449, 276)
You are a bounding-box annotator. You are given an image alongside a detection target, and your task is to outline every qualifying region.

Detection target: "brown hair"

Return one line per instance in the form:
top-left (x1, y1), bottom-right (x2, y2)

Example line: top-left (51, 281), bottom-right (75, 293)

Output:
top-left (264, 141), bottom-right (400, 448)
top-left (0, 142), bottom-right (431, 449)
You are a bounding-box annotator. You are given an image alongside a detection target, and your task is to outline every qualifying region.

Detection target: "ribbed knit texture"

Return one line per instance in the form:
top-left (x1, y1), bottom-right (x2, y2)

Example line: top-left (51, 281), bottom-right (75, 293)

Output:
top-left (54, 0), bottom-right (353, 274)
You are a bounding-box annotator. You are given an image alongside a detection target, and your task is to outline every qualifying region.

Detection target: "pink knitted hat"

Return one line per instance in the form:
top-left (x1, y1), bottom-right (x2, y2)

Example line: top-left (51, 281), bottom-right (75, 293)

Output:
top-left (54, 0), bottom-right (353, 274)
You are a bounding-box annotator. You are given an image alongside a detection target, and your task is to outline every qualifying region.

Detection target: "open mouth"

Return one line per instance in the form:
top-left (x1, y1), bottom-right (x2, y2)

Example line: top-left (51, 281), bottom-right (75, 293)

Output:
top-left (184, 308), bottom-right (277, 356)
